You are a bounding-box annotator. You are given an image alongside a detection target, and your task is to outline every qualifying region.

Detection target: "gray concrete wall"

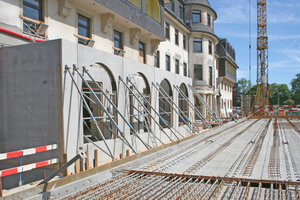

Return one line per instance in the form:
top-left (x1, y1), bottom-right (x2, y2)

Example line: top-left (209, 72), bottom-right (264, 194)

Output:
top-left (0, 40), bottom-right (63, 189)
top-left (0, 39), bottom-right (194, 189)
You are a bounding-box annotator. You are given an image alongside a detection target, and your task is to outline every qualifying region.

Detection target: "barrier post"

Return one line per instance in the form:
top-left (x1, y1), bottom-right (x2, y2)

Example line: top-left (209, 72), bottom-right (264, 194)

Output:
top-left (0, 177), bottom-right (3, 197)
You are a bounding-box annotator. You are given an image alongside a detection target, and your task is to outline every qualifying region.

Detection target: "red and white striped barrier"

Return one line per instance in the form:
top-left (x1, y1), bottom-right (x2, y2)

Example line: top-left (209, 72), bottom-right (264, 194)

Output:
top-left (0, 144), bottom-right (58, 161)
top-left (255, 105), bottom-right (300, 112)
top-left (0, 158), bottom-right (58, 177)
top-left (255, 105), bottom-right (300, 108)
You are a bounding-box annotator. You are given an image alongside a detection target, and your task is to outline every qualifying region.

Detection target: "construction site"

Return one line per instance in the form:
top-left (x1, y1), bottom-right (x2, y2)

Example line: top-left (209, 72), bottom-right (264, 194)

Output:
top-left (0, 0), bottom-right (300, 199)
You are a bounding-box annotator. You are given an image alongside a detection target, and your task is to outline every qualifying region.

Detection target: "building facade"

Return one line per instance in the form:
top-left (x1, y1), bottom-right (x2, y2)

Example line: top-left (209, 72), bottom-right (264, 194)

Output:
top-left (0, 0), bottom-right (238, 189)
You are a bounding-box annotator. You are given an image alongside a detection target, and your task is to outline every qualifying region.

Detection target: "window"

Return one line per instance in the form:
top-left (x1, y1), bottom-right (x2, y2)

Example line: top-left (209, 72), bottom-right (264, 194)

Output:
top-left (194, 65), bottom-right (203, 80)
top-left (171, 0), bottom-right (175, 11)
top-left (193, 38), bottom-right (202, 52)
top-left (23, 0), bottom-right (42, 31)
top-left (175, 29), bottom-right (179, 45)
top-left (183, 35), bottom-right (186, 50)
top-left (179, 83), bottom-right (188, 122)
top-left (209, 66), bottom-right (212, 86)
top-left (192, 10), bottom-right (201, 22)
top-left (226, 61), bottom-right (228, 71)
top-left (166, 55), bottom-right (170, 71)
top-left (183, 63), bottom-right (187, 76)
top-left (165, 22), bottom-right (170, 40)
top-left (114, 30), bottom-right (123, 55)
top-left (127, 0), bottom-right (141, 9)
top-left (146, 0), bottom-right (161, 22)
top-left (209, 41), bottom-right (212, 54)
top-left (179, 5), bottom-right (183, 19)
top-left (139, 41), bottom-right (146, 64)
top-left (83, 82), bottom-right (106, 141)
top-left (154, 50), bottom-right (160, 68)
top-left (175, 59), bottom-right (179, 74)
top-left (159, 80), bottom-right (172, 127)
top-left (207, 13), bottom-right (211, 26)
top-left (78, 14), bottom-right (91, 45)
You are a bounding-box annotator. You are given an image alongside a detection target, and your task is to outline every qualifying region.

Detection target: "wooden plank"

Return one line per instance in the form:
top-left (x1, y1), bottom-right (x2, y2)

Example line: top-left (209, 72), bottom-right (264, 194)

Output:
top-left (75, 160), bottom-right (80, 174)
top-left (85, 151), bottom-right (89, 170)
top-left (63, 153), bottom-right (68, 176)
top-left (94, 149), bottom-right (98, 168)
top-left (0, 177), bottom-right (3, 197)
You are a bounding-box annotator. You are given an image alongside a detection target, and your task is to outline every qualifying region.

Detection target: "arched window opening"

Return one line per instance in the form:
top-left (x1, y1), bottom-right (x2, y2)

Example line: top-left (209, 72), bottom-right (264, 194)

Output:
top-left (129, 73), bottom-right (151, 133)
top-left (146, 0), bottom-right (161, 22)
top-left (159, 79), bottom-right (172, 127)
top-left (83, 64), bottom-right (117, 142)
top-left (179, 83), bottom-right (188, 123)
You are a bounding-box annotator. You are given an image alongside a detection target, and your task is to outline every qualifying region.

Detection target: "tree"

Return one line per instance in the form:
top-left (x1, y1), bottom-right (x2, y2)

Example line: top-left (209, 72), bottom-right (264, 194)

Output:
top-left (290, 73), bottom-right (300, 104)
top-left (268, 83), bottom-right (291, 105)
top-left (233, 83), bottom-right (242, 106)
top-left (283, 99), bottom-right (295, 105)
top-left (237, 78), bottom-right (250, 95)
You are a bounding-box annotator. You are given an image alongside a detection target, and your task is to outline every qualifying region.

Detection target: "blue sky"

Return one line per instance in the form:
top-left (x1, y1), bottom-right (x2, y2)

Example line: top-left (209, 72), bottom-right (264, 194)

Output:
top-left (210, 0), bottom-right (300, 88)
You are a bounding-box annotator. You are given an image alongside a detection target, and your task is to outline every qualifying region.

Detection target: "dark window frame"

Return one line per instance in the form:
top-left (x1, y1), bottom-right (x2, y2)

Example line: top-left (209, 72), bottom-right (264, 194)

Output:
top-left (209, 41), bottom-right (212, 54)
top-left (207, 13), bottom-right (211, 26)
top-left (166, 54), bottom-right (170, 71)
top-left (175, 59), bottom-right (179, 74)
top-left (154, 50), bottom-right (160, 68)
top-left (179, 5), bottom-right (183, 19)
top-left (209, 66), bottom-right (213, 86)
top-left (183, 35), bottom-right (186, 50)
top-left (183, 62), bottom-right (187, 76)
top-left (114, 30), bottom-right (123, 55)
top-left (175, 29), bottom-right (179, 45)
top-left (78, 14), bottom-right (91, 45)
top-left (165, 22), bottom-right (170, 40)
top-left (194, 64), bottom-right (203, 80)
top-left (192, 10), bottom-right (201, 23)
top-left (23, 0), bottom-right (43, 31)
top-left (193, 37), bottom-right (202, 52)
top-left (139, 41), bottom-right (146, 64)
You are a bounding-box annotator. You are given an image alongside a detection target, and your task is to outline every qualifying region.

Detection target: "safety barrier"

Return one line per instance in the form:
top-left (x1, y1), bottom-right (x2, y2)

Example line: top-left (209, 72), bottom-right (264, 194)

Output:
top-left (0, 144), bottom-right (58, 197)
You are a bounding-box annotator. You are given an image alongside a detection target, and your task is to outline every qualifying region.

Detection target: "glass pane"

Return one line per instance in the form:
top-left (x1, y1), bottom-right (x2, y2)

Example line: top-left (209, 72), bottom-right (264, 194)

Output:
top-left (24, 0), bottom-right (40, 7)
top-left (78, 26), bottom-right (87, 37)
top-left (78, 17), bottom-right (88, 27)
top-left (194, 43), bottom-right (201, 51)
top-left (23, 5), bottom-right (40, 20)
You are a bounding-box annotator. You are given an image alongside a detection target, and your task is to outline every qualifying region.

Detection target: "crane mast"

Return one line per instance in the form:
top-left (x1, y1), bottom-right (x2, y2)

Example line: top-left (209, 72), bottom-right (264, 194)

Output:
top-left (252, 0), bottom-right (269, 114)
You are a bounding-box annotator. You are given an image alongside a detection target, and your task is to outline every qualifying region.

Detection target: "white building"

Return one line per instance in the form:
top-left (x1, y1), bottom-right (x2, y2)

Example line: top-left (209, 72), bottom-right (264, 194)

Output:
top-left (0, 0), bottom-right (238, 189)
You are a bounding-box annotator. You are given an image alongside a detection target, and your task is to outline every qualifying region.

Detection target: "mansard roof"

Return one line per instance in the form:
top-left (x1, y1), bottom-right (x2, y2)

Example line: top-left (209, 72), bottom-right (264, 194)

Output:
top-left (184, 0), bottom-right (210, 7)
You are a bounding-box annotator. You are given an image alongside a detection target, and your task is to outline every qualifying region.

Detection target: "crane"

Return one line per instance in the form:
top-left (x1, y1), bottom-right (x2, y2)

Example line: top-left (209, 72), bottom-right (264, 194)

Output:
top-left (251, 0), bottom-right (269, 115)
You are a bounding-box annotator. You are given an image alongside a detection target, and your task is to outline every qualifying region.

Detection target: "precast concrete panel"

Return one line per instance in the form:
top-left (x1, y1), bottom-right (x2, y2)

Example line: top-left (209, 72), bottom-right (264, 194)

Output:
top-left (0, 40), bottom-right (62, 189)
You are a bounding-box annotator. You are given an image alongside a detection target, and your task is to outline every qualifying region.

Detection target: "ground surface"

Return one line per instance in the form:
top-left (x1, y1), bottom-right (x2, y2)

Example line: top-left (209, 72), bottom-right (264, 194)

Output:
top-left (61, 118), bottom-right (300, 199)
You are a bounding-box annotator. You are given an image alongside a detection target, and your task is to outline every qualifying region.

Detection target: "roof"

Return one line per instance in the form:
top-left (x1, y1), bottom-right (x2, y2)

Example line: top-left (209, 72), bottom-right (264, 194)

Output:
top-left (184, 0), bottom-right (210, 7)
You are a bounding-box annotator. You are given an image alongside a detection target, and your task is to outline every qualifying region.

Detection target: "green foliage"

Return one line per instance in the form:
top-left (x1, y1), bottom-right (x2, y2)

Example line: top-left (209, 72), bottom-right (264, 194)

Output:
top-left (250, 85), bottom-right (257, 96)
top-left (290, 73), bottom-right (300, 104)
top-left (283, 99), bottom-right (295, 105)
top-left (237, 78), bottom-right (250, 95)
top-left (268, 83), bottom-right (291, 105)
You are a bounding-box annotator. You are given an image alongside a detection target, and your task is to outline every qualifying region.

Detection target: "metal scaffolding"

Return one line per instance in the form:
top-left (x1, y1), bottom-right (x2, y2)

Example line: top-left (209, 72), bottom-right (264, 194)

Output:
top-left (188, 84), bottom-right (223, 125)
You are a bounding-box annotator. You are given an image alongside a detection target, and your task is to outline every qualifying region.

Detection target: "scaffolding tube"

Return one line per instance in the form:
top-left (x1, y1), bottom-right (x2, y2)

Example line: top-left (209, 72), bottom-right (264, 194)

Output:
top-left (154, 82), bottom-right (199, 135)
top-left (126, 76), bottom-right (184, 139)
top-left (82, 67), bottom-right (151, 150)
top-left (65, 66), bottom-right (114, 158)
top-left (174, 85), bottom-right (212, 129)
top-left (188, 84), bottom-right (223, 125)
top-left (119, 76), bottom-right (175, 142)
